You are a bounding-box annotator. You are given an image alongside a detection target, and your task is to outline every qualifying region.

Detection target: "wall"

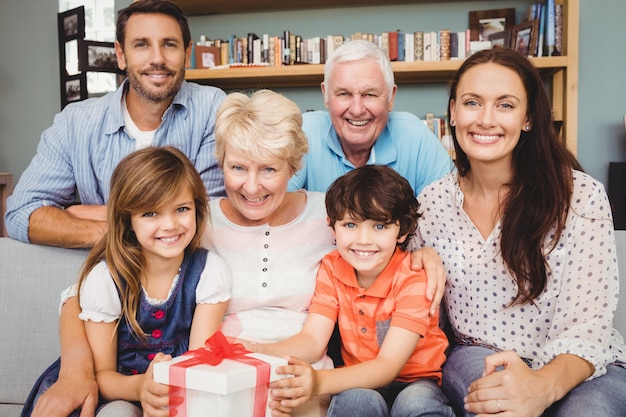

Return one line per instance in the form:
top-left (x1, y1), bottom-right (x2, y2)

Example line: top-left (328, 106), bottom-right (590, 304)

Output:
top-left (1, 0), bottom-right (625, 189)
top-left (0, 1), bottom-right (59, 187)
top-left (578, 0), bottom-right (626, 184)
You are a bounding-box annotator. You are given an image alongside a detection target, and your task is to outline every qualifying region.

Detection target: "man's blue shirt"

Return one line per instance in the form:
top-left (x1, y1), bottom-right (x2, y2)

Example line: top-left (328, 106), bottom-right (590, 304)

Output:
top-left (289, 110), bottom-right (452, 196)
top-left (6, 80), bottom-right (226, 242)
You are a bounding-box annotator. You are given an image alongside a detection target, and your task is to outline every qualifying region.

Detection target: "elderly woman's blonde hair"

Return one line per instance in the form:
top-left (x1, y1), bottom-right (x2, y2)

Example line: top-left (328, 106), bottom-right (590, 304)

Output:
top-left (214, 89), bottom-right (309, 173)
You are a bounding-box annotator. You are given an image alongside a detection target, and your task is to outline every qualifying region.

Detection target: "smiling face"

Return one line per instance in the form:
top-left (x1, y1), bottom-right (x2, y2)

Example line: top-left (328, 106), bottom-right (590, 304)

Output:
top-left (222, 146), bottom-right (294, 226)
top-left (130, 186), bottom-right (196, 267)
top-left (115, 13), bottom-right (190, 104)
top-left (322, 58), bottom-right (396, 163)
top-left (333, 215), bottom-right (405, 285)
top-left (450, 62), bottom-right (529, 170)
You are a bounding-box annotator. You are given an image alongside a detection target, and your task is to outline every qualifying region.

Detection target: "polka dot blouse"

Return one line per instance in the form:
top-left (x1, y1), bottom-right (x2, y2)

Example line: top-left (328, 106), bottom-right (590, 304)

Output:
top-left (414, 170), bottom-right (626, 378)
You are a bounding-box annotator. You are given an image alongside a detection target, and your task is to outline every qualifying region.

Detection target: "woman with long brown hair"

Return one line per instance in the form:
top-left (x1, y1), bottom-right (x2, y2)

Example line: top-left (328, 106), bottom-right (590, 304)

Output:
top-left (415, 48), bottom-right (626, 416)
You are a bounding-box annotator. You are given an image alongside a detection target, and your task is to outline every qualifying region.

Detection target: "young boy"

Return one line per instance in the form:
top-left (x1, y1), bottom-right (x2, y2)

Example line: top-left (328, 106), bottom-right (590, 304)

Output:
top-left (243, 165), bottom-right (451, 417)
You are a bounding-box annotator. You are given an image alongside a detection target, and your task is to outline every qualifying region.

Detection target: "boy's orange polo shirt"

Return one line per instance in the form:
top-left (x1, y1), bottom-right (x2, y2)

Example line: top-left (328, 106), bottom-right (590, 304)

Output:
top-left (309, 248), bottom-right (448, 383)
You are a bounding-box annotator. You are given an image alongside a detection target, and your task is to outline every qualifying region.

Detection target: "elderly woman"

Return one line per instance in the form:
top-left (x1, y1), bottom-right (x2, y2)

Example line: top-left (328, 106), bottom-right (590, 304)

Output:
top-left (203, 90), bottom-right (334, 416)
top-left (205, 90), bottom-right (336, 352)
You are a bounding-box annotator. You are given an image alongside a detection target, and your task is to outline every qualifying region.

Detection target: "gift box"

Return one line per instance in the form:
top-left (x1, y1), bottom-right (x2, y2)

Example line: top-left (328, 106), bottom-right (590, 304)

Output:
top-left (153, 332), bottom-right (287, 417)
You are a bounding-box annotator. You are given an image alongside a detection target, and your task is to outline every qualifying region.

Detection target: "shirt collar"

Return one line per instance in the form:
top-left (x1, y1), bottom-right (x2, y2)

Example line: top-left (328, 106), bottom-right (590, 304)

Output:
top-left (325, 122), bottom-right (398, 166)
top-left (105, 79), bottom-right (191, 135)
top-left (331, 248), bottom-right (406, 298)
top-left (102, 81), bottom-right (129, 135)
top-left (170, 80), bottom-right (191, 112)
top-left (451, 171), bottom-right (464, 210)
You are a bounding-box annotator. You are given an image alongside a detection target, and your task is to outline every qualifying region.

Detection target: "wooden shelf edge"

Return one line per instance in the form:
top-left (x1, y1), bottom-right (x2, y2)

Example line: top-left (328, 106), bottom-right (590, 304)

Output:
top-left (185, 56), bottom-right (570, 88)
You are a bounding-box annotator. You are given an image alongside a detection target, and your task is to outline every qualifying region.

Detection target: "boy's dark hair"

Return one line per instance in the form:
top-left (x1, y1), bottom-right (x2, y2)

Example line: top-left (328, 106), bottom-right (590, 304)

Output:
top-left (325, 165), bottom-right (421, 250)
top-left (116, 0), bottom-right (191, 51)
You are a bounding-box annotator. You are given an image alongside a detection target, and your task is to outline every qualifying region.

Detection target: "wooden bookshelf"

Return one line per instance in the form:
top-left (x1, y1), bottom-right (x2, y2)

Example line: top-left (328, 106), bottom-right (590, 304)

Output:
top-left (185, 56), bottom-right (570, 88)
top-left (179, 0), bottom-right (579, 155)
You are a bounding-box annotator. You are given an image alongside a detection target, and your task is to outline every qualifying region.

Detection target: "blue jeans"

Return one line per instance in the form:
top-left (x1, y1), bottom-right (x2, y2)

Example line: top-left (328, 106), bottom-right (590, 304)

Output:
top-left (442, 345), bottom-right (626, 417)
top-left (327, 379), bottom-right (454, 417)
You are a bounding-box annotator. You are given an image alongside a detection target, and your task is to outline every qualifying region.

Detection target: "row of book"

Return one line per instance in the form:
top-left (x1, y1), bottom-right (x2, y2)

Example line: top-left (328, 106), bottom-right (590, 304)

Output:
top-left (526, 0), bottom-right (564, 57)
top-left (423, 112), bottom-right (455, 157)
top-left (189, 0), bottom-right (564, 69)
top-left (191, 29), bottom-right (478, 69)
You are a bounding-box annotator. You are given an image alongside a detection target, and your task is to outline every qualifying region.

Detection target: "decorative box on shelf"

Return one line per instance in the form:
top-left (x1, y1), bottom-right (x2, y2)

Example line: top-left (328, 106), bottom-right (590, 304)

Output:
top-left (153, 333), bottom-right (287, 417)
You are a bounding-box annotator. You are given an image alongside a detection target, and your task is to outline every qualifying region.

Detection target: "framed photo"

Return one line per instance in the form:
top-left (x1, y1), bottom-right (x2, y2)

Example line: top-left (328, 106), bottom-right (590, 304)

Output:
top-left (64, 39), bottom-right (80, 76)
top-left (469, 8), bottom-right (516, 41)
top-left (79, 40), bottom-right (122, 73)
top-left (512, 20), bottom-right (539, 57)
top-left (489, 30), bottom-right (512, 49)
top-left (61, 73), bottom-right (87, 108)
top-left (57, 6), bottom-right (85, 41)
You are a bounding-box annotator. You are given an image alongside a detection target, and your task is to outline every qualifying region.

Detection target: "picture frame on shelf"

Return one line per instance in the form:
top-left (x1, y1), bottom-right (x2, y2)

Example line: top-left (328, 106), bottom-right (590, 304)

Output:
top-left (58, 6), bottom-right (85, 41)
top-left (469, 8), bottom-right (516, 41)
top-left (488, 30), bottom-right (512, 49)
top-left (61, 73), bottom-right (87, 108)
top-left (63, 39), bottom-right (80, 76)
top-left (512, 20), bottom-right (539, 57)
top-left (79, 40), bottom-right (121, 73)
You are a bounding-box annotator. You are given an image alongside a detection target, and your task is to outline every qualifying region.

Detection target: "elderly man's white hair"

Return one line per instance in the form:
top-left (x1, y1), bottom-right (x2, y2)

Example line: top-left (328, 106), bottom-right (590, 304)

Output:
top-left (323, 39), bottom-right (396, 103)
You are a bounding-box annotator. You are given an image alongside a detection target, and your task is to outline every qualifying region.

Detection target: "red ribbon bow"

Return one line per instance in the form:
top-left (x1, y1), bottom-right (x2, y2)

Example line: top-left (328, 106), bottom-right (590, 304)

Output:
top-left (168, 331), bottom-right (271, 417)
top-left (187, 331), bottom-right (250, 366)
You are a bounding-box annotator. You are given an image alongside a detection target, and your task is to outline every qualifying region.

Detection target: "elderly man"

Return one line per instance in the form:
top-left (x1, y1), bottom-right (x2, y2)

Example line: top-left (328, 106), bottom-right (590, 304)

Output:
top-left (289, 39), bottom-right (451, 196)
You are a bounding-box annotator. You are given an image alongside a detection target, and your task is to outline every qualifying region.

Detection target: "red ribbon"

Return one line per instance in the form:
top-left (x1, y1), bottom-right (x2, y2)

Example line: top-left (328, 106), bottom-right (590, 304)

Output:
top-left (168, 331), bottom-right (271, 417)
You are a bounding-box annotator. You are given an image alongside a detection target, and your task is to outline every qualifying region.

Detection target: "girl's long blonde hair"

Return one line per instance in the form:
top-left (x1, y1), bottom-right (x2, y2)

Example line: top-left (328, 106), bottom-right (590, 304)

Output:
top-left (77, 146), bottom-right (209, 341)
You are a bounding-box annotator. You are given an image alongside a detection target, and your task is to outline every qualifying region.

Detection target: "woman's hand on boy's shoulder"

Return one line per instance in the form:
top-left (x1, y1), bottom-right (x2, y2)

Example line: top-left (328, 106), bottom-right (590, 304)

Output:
top-left (410, 247), bottom-right (445, 316)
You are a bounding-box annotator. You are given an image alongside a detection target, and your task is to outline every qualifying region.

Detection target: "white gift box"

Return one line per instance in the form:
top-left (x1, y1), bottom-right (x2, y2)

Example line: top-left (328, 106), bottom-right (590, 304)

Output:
top-left (153, 350), bottom-right (288, 417)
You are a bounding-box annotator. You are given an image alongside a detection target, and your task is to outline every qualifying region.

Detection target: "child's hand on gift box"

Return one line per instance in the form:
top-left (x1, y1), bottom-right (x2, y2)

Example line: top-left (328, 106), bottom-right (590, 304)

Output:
top-left (268, 397), bottom-right (295, 417)
top-left (140, 352), bottom-right (174, 417)
top-left (269, 355), bottom-right (318, 410)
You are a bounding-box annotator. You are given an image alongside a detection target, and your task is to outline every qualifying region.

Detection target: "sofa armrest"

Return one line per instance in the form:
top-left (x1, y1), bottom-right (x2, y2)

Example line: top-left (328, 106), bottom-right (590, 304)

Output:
top-left (0, 238), bottom-right (88, 409)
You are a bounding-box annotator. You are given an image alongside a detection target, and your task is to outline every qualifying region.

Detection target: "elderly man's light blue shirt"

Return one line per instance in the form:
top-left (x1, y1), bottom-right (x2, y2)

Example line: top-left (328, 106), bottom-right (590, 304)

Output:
top-left (6, 80), bottom-right (226, 243)
top-left (289, 110), bottom-right (452, 196)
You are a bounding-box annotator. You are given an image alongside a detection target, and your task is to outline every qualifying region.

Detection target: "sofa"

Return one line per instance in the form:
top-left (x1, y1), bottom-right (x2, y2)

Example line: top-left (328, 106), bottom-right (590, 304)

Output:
top-left (2, 232), bottom-right (626, 416)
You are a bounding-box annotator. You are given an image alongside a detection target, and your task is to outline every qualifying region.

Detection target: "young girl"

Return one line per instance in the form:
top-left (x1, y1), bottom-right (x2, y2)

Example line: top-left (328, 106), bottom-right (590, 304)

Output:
top-left (24, 146), bottom-right (231, 417)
